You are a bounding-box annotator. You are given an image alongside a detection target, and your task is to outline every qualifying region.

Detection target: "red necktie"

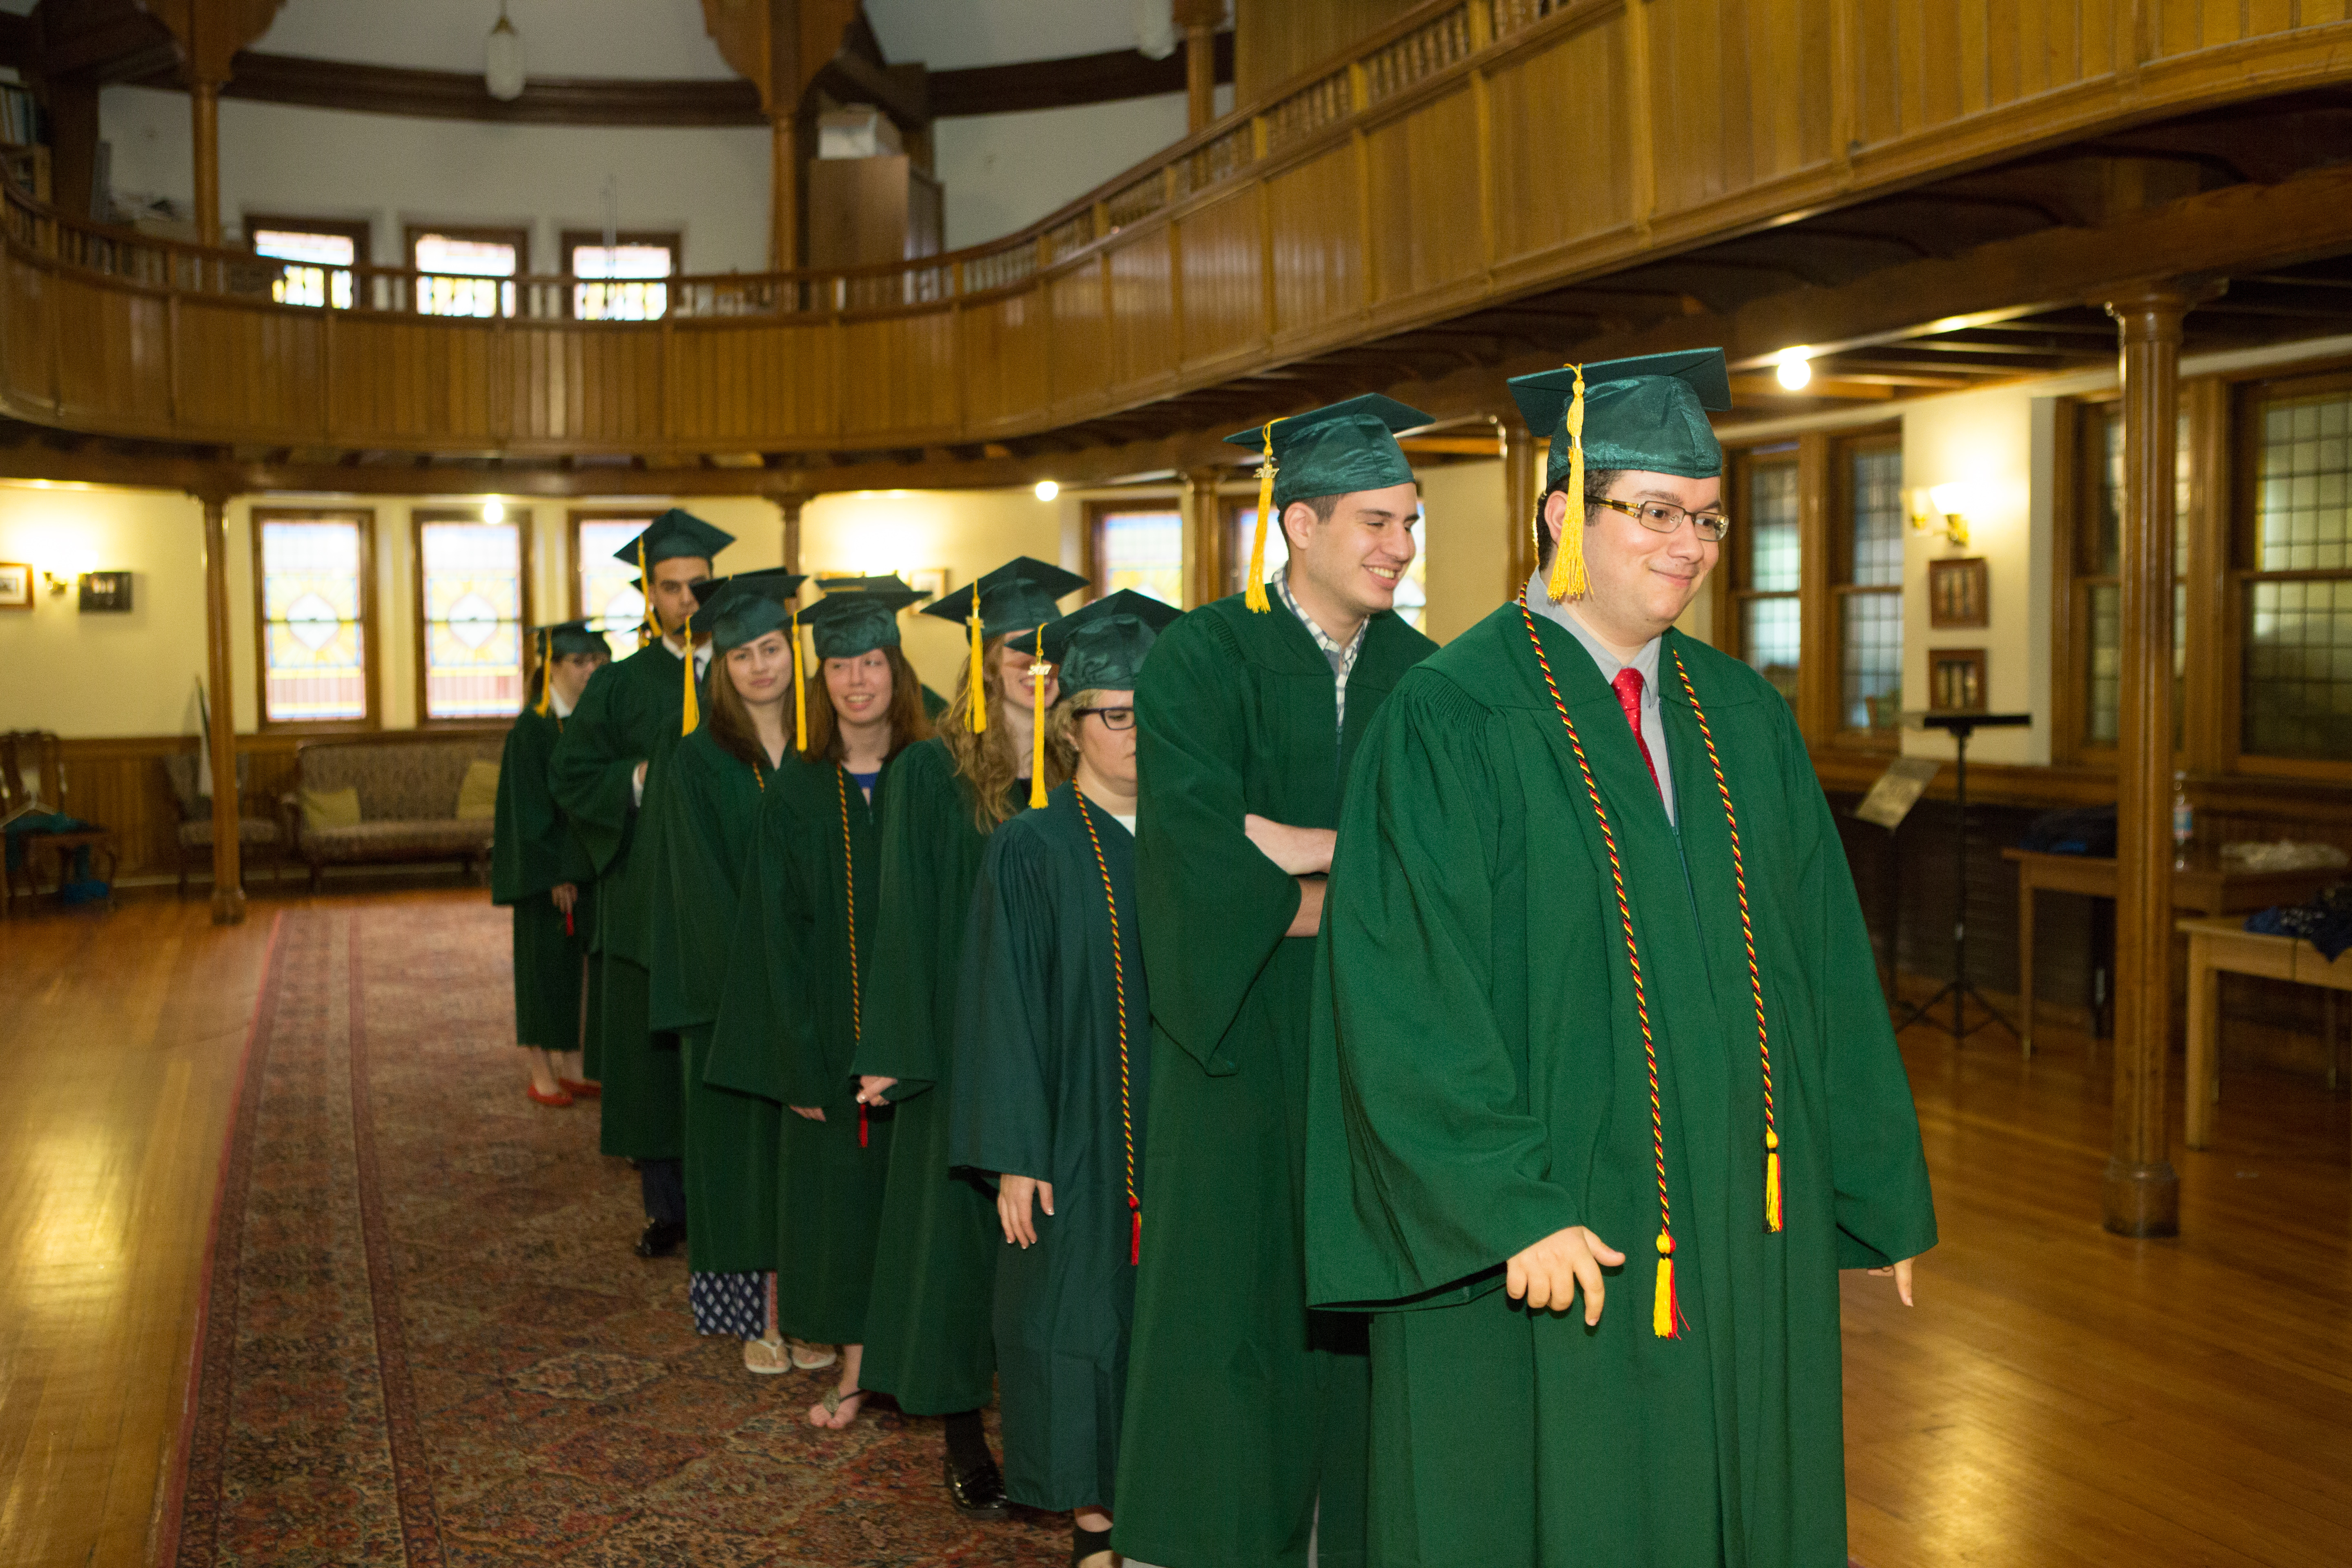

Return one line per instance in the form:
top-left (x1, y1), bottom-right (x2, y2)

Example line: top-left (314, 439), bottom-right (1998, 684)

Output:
top-left (1611, 666), bottom-right (1660, 793)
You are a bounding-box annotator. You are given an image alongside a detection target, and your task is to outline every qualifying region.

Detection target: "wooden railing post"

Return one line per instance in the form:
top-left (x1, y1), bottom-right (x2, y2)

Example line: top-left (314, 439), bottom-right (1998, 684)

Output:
top-left (198, 490), bottom-right (245, 926)
top-left (1177, 0), bottom-right (1222, 135)
top-left (2099, 279), bottom-right (2212, 1238)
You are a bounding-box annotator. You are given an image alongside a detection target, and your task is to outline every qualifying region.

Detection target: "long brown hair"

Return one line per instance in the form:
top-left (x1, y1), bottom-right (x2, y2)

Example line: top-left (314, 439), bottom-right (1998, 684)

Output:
top-left (797, 644), bottom-right (931, 766)
top-left (703, 642), bottom-right (788, 768)
top-left (941, 636), bottom-right (1075, 832)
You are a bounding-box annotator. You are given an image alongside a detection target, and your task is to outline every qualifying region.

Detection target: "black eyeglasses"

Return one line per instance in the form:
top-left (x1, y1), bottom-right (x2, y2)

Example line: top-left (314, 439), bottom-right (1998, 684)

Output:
top-left (1594, 496), bottom-right (1732, 543)
top-left (1073, 706), bottom-right (1136, 731)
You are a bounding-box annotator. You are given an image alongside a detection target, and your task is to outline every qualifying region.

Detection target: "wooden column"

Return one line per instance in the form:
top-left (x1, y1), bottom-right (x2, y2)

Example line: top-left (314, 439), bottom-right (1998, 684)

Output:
top-left (1499, 412), bottom-right (1538, 599)
top-left (199, 492), bottom-right (245, 926)
top-left (2100, 281), bottom-right (2205, 1237)
top-left (1794, 431), bottom-right (1834, 746)
top-left (769, 115), bottom-right (800, 276)
top-left (190, 81), bottom-right (222, 248)
top-left (1183, 466), bottom-right (1227, 608)
top-left (777, 492), bottom-right (805, 576)
top-left (1176, 0), bottom-right (1222, 134)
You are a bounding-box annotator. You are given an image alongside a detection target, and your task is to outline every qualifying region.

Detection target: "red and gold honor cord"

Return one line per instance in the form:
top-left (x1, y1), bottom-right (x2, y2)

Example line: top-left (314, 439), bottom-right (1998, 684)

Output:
top-left (837, 765), bottom-right (869, 1148)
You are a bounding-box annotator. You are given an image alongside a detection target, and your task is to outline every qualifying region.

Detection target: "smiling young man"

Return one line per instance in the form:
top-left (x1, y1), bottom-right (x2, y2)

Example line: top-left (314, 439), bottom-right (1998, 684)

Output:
top-left (1303, 351), bottom-right (1936, 1567)
top-left (549, 507), bottom-right (733, 1259)
top-left (1114, 396), bottom-right (1437, 1568)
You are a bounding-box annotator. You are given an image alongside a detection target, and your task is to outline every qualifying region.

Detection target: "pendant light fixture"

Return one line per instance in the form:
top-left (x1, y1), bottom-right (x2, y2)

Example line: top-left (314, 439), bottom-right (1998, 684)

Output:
top-left (485, 1), bottom-right (527, 102)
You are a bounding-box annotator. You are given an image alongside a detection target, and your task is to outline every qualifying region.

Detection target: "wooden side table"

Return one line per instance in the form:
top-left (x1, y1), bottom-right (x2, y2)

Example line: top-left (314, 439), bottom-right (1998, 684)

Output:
top-left (2002, 848), bottom-right (2341, 1058)
top-left (2179, 915), bottom-right (2350, 1150)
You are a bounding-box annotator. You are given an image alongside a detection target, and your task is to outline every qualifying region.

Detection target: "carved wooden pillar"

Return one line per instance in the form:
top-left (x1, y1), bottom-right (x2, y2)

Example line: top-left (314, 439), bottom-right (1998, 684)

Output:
top-left (199, 491), bottom-right (245, 926)
top-left (2100, 280), bottom-right (2209, 1237)
top-left (191, 78), bottom-right (221, 247)
top-left (1499, 412), bottom-right (1538, 599)
top-left (1182, 466), bottom-right (1227, 608)
top-left (777, 492), bottom-right (805, 577)
top-left (769, 113), bottom-right (800, 276)
top-left (1176, 0), bottom-right (1222, 135)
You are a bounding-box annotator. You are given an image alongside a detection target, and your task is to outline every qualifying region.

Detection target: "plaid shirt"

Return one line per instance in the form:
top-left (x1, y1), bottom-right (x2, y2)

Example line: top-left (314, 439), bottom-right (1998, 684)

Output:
top-left (1273, 572), bottom-right (1367, 740)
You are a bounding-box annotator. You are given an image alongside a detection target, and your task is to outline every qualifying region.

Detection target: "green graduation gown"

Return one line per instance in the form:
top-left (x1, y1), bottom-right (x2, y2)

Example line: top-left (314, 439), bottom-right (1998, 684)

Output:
top-left (491, 704), bottom-right (597, 1057)
top-left (852, 736), bottom-right (1027, 1413)
top-left (548, 639), bottom-right (693, 1161)
top-left (1114, 592), bottom-right (1434, 1568)
top-left (1304, 606), bottom-right (1937, 1568)
top-left (706, 753), bottom-right (897, 1344)
top-left (950, 784), bottom-right (1150, 1513)
top-left (646, 727), bottom-right (782, 1276)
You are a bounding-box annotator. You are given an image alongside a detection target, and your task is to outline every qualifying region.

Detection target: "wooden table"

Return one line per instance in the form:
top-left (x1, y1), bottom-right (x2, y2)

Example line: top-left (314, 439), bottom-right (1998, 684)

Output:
top-left (2003, 846), bottom-right (2341, 1058)
top-left (2179, 915), bottom-right (2351, 1149)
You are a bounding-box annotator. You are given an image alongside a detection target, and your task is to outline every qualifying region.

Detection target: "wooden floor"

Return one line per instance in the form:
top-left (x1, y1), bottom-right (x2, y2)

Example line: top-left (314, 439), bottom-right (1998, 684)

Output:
top-left (1, 890), bottom-right (2347, 1568)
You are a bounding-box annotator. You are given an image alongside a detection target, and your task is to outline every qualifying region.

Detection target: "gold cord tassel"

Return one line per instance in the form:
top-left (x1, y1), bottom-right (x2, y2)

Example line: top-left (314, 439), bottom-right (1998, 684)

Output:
top-left (1546, 364), bottom-right (1590, 604)
top-left (1653, 1229), bottom-right (1680, 1340)
top-left (1764, 1128), bottom-right (1783, 1233)
top-left (1029, 661), bottom-right (1049, 808)
top-left (637, 538), bottom-right (655, 643)
top-left (679, 611), bottom-right (699, 736)
top-left (1244, 417), bottom-right (1281, 613)
top-left (533, 629), bottom-right (551, 716)
top-left (968, 602), bottom-right (987, 734)
top-left (792, 610), bottom-right (808, 753)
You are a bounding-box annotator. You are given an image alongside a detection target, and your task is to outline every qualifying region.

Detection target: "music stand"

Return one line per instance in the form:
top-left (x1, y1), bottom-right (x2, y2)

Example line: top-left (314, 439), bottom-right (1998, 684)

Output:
top-left (1891, 710), bottom-right (2034, 1042)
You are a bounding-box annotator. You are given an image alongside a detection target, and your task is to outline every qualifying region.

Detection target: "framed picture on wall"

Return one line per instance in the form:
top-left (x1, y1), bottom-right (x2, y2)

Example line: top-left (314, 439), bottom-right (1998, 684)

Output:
top-left (1929, 648), bottom-right (1987, 713)
top-left (1927, 557), bottom-right (1989, 628)
top-left (0, 562), bottom-right (29, 609)
top-left (906, 568), bottom-right (949, 604)
top-left (78, 570), bottom-right (133, 611)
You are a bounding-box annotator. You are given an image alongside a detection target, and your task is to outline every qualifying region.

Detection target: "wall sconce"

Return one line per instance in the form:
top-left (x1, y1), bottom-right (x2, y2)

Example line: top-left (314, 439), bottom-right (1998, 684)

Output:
top-left (41, 570), bottom-right (71, 596)
top-left (1909, 484), bottom-right (1970, 548)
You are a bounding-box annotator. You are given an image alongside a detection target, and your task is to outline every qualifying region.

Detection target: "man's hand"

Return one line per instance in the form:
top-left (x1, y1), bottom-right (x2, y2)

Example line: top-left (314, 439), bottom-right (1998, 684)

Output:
top-left (997, 1174), bottom-right (1054, 1247)
top-left (551, 882), bottom-right (579, 915)
top-left (1864, 1257), bottom-right (1917, 1306)
top-left (1245, 815), bottom-right (1337, 876)
top-left (790, 1106), bottom-right (826, 1122)
top-left (856, 1075), bottom-right (897, 1107)
top-left (1285, 878), bottom-right (1325, 938)
top-left (631, 759), bottom-right (650, 806)
top-left (1506, 1225), bottom-right (1626, 1325)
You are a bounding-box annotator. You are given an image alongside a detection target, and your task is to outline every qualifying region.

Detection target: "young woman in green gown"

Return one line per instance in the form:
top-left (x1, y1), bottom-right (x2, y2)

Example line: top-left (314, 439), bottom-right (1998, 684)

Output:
top-left (706, 580), bottom-right (932, 1425)
top-left (849, 556), bottom-right (1084, 1515)
top-left (646, 571), bottom-right (802, 1370)
top-left (951, 591), bottom-right (1178, 1568)
top-left (492, 621), bottom-right (610, 1106)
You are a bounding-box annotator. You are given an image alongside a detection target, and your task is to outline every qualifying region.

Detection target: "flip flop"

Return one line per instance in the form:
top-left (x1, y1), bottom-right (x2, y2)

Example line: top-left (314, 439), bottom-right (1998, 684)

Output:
top-left (788, 1339), bottom-right (838, 1371)
top-left (742, 1336), bottom-right (790, 1375)
top-left (809, 1384), bottom-right (866, 1429)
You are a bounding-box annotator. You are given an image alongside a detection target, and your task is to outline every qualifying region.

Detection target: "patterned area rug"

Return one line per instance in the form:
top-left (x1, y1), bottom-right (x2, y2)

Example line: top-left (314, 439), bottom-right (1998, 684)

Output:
top-left (167, 903), bottom-right (1066, 1567)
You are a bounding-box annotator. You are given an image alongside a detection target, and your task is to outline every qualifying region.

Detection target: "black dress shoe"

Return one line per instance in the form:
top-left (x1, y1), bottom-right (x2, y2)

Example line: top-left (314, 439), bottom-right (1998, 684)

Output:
top-left (943, 1454), bottom-right (1010, 1519)
top-left (634, 1218), bottom-right (687, 1258)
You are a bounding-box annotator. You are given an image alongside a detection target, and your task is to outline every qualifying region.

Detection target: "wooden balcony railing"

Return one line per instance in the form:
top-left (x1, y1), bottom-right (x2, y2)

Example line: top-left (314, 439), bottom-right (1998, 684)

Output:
top-left (3, 0), bottom-right (2348, 460)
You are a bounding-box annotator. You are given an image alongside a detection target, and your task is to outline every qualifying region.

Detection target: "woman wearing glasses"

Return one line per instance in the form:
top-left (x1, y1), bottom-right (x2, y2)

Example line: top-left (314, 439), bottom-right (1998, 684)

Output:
top-left (951, 590), bottom-right (1180, 1568)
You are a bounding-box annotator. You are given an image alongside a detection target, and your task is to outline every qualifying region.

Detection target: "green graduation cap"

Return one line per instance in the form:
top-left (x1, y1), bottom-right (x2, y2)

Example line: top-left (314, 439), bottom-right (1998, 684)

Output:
top-left (1038, 589), bottom-right (1183, 695)
top-left (529, 619), bottom-right (610, 715)
top-left (1506, 349), bottom-right (1732, 601)
top-left (705, 568), bottom-right (808, 652)
top-left (816, 572), bottom-right (933, 603)
top-left (1222, 394), bottom-right (1431, 612)
top-left (802, 577), bottom-right (924, 660)
top-left (922, 556), bottom-right (1089, 735)
top-left (615, 508), bottom-right (736, 642)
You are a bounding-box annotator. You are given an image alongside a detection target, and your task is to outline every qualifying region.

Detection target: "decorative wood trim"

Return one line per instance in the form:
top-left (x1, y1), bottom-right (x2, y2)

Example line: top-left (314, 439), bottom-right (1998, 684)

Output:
top-left (409, 506), bottom-right (535, 728)
top-left (2049, 394), bottom-right (2090, 765)
top-left (1797, 431), bottom-right (1837, 745)
top-left (249, 505), bottom-right (379, 732)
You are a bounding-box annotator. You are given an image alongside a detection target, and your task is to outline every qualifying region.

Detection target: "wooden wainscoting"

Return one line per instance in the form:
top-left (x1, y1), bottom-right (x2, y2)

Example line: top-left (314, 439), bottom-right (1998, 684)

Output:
top-left (53, 733), bottom-right (302, 884)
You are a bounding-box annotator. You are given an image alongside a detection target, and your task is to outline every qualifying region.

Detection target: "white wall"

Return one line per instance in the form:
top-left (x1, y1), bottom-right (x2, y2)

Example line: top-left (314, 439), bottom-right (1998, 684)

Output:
top-left (254, 0), bottom-right (737, 78)
top-left (933, 94), bottom-right (1191, 250)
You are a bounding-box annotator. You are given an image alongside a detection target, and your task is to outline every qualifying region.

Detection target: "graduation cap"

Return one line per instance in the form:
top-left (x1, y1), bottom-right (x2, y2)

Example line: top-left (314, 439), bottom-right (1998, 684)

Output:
top-left (613, 508), bottom-right (737, 641)
top-left (1021, 590), bottom-right (1183, 695)
top-left (815, 572), bottom-right (933, 604)
top-left (803, 577), bottom-right (924, 660)
top-left (529, 620), bottom-right (610, 715)
top-left (920, 557), bottom-right (1088, 737)
top-left (675, 569), bottom-right (805, 736)
top-left (1222, 394), bottom-right (1430, 614)
top-left (1506, 350), bottom-right (1733, 602)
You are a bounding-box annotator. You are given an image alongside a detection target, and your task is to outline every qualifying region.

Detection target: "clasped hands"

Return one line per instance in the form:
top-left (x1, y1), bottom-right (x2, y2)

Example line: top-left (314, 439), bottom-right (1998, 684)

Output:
top-left (793, 1074), bottom-right (899, 1123)
top-left (1505, 1225), bottom-right (1918, 1323)
top-left (1245, 815), bottom-right (1335, 938)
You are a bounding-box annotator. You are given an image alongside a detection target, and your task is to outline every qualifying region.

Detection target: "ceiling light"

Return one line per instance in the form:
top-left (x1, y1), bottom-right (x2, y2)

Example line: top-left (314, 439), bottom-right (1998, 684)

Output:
top-left (1775, 351), bottom-right (1813, 392)
top-left (1034, 480), bottom-right (1060, 502)
top-left (485, 1), bottom-right (526, 102)
top-left (482, 498), bottom-right (505, 523)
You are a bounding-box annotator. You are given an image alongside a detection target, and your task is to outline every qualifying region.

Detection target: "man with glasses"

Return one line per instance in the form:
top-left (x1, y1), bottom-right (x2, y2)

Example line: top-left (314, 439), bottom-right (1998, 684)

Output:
top-left (1115, 395), bottom-right (1437, 1568)
top-left (1302, 350), bottom-right (1935, 1567)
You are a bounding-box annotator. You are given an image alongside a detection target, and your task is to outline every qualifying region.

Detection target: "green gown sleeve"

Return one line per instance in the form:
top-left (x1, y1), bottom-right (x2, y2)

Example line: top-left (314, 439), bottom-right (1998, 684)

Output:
top-left (948, 820), bottom-right (1058, 1184)
top-left (491, 711), bottom-right (558, 906)
top-left (855, 739), bottom-right (959, 1096)
top-left (1134, 612), bottom-right (1304, 1076)
top-left (547, 660), bottom-right (644, 877)
top-left (1776, 699), bottom-right (1938, 1270)
top-left (646, 737), bottom-right (746, 1036)
top-left (1308, 672), bottom-right (1580, 1308)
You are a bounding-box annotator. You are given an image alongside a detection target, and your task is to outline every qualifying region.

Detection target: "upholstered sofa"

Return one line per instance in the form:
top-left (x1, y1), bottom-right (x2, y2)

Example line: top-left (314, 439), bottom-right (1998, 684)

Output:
top-left (287, 734), bottom-right (502, 890)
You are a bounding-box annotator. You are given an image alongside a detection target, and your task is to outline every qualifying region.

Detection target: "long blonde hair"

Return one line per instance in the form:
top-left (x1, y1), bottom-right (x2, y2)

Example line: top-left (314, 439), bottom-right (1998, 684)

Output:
top-left (940, 635), bottom-right (1075, 832)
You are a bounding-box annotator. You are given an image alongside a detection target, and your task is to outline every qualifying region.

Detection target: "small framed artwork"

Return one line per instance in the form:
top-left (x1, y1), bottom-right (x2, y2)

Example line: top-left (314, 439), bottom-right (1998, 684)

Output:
top-left (905, 567), bottom-right (950, 605)
top-left (1929, 648), bottom-right (1987, 713)
top-left (0, 562), bottom-right (29, 609)
top-left (1927, 557), bottom-right (1989, 628)
top-left (78, 570), bottom-right (133, 612)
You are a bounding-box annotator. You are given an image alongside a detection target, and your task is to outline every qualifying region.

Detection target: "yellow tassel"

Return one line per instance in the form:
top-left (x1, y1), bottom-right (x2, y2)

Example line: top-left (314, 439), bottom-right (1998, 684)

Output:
top-left (1545, 364), bottom-right (1590, 603)
top-left (792, 611), bottom-right (808, 753)
top-left (1244, 417), bottom-right (1281, 613)
top-left (1029, 660), bottom-right (1049, 808)
top-left (637, 537), bottom-right (655, 640)
top-left (679, 610), bottom-right (699, 737)
top-left (1764, 1127), bottom-right (1783, 1233)
top-left (1652, 1229), bottom-right (1679, 1340)
top-left (968, 602), bottom-right (988, 734)
top-left (533, 628), bottom-right (551, 716)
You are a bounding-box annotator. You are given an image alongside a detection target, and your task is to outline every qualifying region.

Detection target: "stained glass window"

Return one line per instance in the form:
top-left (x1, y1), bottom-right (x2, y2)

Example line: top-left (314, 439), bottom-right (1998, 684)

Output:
top-left (577, 517), bottom-right (651, 638)
top-left (419, 518), bottom-right (524, 720)
top-left (254, 227), bottom-right (356, 310)
top-left (259, 516), bottom-right (369, 723)
top-left (572, 241), bottom-right (672, 321)
top-left (1734, 451), bottom-right (1800, 702)
top-left (2244, 388), bottom-right (2352, 759)
top-left (412, 230), bottom-right (519, 319)
top-left (1839, 443), bottom-right (1904, 730)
